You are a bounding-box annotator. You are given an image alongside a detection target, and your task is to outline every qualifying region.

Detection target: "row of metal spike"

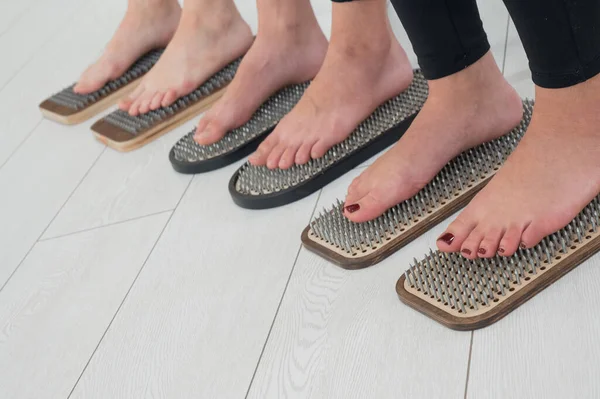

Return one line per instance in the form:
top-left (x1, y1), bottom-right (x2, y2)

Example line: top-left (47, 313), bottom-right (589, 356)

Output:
top-left (48, 49), bottom-right (163, 110)
top-left (171, 83), bottom-right (309, 163)
top-left (101, 58), bottom-right (242, 135)
top-left (234, 72), bottom-right (429, 196)
top-left (405, 196), bottom-right (600, 314)
top-left (308, 101), bottom-right (534, 255)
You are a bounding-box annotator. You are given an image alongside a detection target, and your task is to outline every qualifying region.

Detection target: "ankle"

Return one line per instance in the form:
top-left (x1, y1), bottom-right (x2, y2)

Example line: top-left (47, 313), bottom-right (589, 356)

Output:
top-left (428, 52), bottom-right (511, 99)
top-left (328, 30), bottom-right (401, 69)
top-left (257, 0), bottom-right (323, 40)
top-left (330, 0), bottom-right (390, 45)
top-left (180, 1), bottom-right (244, 31)
top-left (127, 0), bottom-right (180, 16)
top-left (535, 72), bottom-right (600, 115)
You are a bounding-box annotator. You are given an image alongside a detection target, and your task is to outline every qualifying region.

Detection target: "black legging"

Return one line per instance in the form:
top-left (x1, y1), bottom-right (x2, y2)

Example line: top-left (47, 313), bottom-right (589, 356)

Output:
top-left (332, 0), bottom-right (600, 89)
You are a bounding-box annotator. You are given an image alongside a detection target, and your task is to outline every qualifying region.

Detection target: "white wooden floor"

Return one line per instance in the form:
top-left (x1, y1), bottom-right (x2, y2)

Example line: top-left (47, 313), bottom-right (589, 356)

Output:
top-left (1, 1), bottom-right (598, 398)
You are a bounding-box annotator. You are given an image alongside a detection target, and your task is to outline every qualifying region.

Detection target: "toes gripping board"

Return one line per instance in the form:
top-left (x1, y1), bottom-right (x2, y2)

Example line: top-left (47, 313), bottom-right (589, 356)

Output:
top-left (228, 70), bottom-right (428, 210)
top-left (397, 195), bottom-right (600, 330)
top-left (301, 100), bottom-right (534, 270)
top-left (39, 49), bottom-right (164, 125)
top-left (169, 82), bottom-right (309, 174)
top-left (91, 57), bottom-right (241, 152)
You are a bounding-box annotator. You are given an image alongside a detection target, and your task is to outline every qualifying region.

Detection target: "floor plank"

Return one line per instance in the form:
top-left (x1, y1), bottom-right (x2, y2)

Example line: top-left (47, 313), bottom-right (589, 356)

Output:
top-left (0, 0), bottom-right (85, 91)
top-left (0, 0), bottom-right (41, 37)
top-left (467, 255), bottom-right (600, 399)
top-left (0, 0), bottom-right (124, 167)
top-left (248, 170), bottom-right (471, 399)
top-left (69, 164), bottom-right (320, 399)
top-left (0, 212), bottom-right (170, 399)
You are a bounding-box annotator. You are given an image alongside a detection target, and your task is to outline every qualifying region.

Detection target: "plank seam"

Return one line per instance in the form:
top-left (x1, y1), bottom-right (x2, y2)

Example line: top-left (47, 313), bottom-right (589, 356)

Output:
top-left (0, 145), bottom-right (107, 295)
top-left (501, 15), bottom-right (511, 75)
top-left (0, 118), bottom-right (42, 172)
top-left (464, 332), bottom-right (474, 399)
top-left (244, 189), bottom-right (324, 398)
top-left (66, 176), bottom-right (196, 398)
top-left (38, 209), bottom-right (176, 242)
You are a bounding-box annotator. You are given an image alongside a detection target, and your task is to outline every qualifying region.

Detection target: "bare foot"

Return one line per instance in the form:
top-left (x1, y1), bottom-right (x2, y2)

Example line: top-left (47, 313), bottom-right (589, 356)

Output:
top-left (248, 33), bottom-right (413, 170)
top-left (118, 5), bottom-right (253, 116)
top-left (193, 9), bottom-right (327, 145)
top-left (74, 0), bottom-right (181, 94)
top-left (343, 52), bottom-right (524, 223)
top-left (437, 74), bottom-right (600, 259)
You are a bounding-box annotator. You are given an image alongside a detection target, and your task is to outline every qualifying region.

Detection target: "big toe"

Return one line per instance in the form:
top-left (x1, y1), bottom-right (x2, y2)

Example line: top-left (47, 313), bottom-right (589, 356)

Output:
top-left (194, 119), bottom-right (228, 145)
top-left (343, 185), bottom-right (398, 223)
top-left (74, 70), bottom-right (105, 94)
top-left (345, 175), bottom-right (367, 204)
top-left (437, 216), bottom-right (478, 253)
top-left (74, 78), bottom-right (104, 94)
top-left (74, 61), bottom-right (120, 94)
top-left (249, 135), bottom-right (278, 166)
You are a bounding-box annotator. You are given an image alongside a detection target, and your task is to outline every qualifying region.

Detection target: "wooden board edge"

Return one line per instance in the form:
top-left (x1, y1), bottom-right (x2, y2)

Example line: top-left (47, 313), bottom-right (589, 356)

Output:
top-left (302, 177), bottom-right (490, 271)
top-left (396, 233), bottom-right (600, 330)
top-left (93, 88), bottom-right (225, 152)
top-left (39, 80), bottom-right (141, 125)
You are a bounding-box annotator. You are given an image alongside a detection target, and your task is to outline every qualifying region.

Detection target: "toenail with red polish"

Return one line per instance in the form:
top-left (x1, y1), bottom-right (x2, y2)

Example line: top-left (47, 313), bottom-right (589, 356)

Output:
top-left (462, 248), bottom-right (472, 256)
top-left (498, 247), bottom-right (506, 254)
top-left (478, 248), bottom-right (486, 255)
top-left (437, 233), bottom-right (455, 245)
top-left (519, 242), bottom-right (526, 249)
top-left (345, 204), bottom-right (360, 213)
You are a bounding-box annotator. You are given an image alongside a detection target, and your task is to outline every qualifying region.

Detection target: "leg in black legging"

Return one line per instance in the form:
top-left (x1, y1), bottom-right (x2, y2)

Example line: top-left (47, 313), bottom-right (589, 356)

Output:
top-left (249, 0), bottom-right (414, 170)
top-left (504, 0), bottom-right (600, 88)
top-left (343, 0), bottom-right (522, 223)
top-left (437, 1), bottom-right (600, 258)
top-left (392, 0), bottom-right (490, 79)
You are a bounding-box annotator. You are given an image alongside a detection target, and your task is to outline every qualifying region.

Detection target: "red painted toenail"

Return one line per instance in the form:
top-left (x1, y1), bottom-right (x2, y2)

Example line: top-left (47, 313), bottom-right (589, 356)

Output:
top-left (345, 204), bottom-right (360, 213)
top-left (498, 247), bottom-right (506, 254)
top-left (478, 248), bottom-right (486, 255)
top-left (519, 242), bottom-right (527, 249)
top-left (437, 233), bottom-right (455, 245)
top-left (462, 248), bottom-right (472, 256)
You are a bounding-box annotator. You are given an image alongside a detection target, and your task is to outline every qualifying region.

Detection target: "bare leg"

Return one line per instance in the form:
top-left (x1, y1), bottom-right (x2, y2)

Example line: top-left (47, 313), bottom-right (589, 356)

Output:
top-left (119, 0), bottom-right (253, 116)
top-left (194, 0), bottom-right (327, 145)
top-left (248, 0), bottom-right (414, 170)
top-left (74, 0), bottom-right (181, 94)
